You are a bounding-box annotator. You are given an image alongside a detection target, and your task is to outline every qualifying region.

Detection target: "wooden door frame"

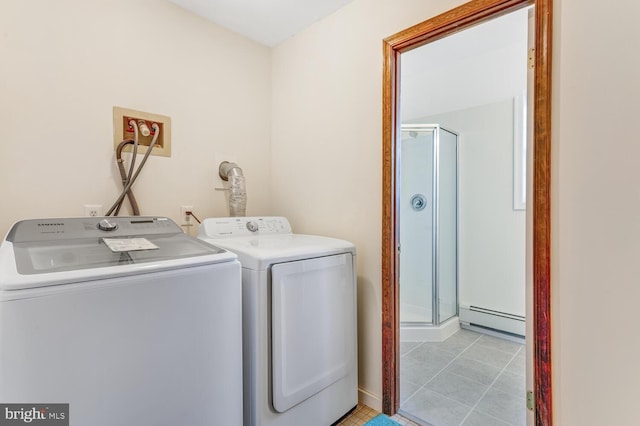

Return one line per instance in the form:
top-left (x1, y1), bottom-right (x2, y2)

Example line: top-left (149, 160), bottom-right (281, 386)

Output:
top-left (381, 0), bottom-right (552, 424)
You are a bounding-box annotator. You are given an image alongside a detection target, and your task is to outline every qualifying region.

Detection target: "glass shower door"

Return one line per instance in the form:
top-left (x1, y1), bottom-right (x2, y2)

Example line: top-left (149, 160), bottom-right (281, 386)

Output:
top-left (399, 128), bottom-right (434, 324)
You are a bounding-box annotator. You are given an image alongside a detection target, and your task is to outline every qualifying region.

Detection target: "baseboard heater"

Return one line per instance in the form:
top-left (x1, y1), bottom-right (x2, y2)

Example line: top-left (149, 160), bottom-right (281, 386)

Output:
top-left (459, 305), bottom-right (525, 337)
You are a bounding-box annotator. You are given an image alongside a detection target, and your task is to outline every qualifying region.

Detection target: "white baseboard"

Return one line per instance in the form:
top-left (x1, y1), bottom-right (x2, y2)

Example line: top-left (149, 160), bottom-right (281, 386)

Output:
top-left (459, 305), bottom-right (525, 337)
top-left (358, 387), bottom-right (382, 412)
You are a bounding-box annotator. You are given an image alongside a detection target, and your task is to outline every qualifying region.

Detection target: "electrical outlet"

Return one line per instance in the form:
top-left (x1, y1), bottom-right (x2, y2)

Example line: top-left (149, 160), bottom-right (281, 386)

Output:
top-left (180, 205), bottom-right (194, 226)
top-left (84, 204), bottom-right (103, 217)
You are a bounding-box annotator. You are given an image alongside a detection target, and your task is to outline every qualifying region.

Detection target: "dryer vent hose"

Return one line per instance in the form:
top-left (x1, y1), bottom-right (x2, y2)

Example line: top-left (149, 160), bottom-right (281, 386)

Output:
top-left (219, 161), bottom-right (247, 217)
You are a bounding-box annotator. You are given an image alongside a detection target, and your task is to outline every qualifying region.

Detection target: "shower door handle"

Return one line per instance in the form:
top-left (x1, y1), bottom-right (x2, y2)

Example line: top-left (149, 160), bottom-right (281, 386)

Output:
top-left (410, 194), bottom-right (427, 211)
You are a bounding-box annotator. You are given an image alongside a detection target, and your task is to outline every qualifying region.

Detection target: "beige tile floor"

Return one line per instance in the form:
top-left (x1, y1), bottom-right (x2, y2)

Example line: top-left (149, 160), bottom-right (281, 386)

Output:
top-left (336, 403), bottom-right (420, 426)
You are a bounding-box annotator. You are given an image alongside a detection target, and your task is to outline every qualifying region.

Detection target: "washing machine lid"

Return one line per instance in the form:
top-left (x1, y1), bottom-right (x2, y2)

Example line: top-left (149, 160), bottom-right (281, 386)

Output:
top-left (0, 217), bottom-right (236, 290)
top-left (198, 217), bottom-right (356, 270)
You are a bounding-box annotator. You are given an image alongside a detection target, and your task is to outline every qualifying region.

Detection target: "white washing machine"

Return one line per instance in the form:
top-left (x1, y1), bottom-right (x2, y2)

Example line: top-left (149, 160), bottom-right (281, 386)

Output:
top-left (0, 216), bottom-right (243, 426)
top-left (198, 217), bottom-right (358, 426)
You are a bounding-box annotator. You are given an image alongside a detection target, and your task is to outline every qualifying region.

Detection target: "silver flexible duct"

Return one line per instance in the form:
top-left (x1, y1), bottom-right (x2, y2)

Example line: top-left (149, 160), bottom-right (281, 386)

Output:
top-left (219, 161), bottom-right (247, 217)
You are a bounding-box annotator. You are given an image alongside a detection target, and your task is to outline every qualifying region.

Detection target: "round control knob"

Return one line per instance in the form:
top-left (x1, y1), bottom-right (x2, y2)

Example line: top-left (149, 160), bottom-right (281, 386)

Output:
top-left (97, 219), bottom-right (118, 232)
top-left (246, 221), bottom-right (259, 232)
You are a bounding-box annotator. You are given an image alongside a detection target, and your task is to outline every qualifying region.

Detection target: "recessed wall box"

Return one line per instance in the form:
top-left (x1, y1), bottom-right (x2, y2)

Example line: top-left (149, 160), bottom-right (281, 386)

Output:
top-left (113, 106), bottom-right (172, 157)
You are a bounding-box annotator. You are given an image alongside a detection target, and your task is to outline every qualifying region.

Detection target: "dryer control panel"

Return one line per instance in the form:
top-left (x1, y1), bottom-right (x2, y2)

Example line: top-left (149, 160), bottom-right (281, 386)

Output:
top-left (199, 217), bottom-right (292, 238)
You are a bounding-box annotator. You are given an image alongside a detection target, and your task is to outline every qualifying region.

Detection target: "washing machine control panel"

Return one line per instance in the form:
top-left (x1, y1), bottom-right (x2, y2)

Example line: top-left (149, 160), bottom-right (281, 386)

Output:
top-left (7, 217), bottom-right (182, 242)
top-left (199, 217), bottom-right (292, 238)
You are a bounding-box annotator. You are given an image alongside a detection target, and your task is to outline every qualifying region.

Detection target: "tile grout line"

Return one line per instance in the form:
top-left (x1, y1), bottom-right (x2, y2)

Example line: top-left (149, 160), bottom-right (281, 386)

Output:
top-left (456, 345), bottom-right (523, 426)
top-left (475, 334), bottom-right (526, 356)
top-left (401, 333), bottom-right (483, 411)
top-left (454, 338), bottom-right (524, 373)
top-left (401, 341), bottom-right (426, 358)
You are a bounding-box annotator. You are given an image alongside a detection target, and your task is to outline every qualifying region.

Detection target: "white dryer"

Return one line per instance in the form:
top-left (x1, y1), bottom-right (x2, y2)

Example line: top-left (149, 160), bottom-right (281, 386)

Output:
top-left (198, 217), bottom-right (358, 426)
top-left (0, 217), bottom-right (243, 426)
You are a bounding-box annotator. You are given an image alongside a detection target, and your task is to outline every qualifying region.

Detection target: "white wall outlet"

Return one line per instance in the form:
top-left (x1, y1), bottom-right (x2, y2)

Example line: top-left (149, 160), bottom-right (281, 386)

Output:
top-left (84, 204), bottom-right (103, 217)
top-left (180, 205), bottom-right (194, 226)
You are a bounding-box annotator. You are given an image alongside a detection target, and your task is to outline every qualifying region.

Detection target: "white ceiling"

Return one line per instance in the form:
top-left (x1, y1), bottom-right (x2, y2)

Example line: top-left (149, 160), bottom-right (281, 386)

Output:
top-left (168, 0), bottom-right (356, 47)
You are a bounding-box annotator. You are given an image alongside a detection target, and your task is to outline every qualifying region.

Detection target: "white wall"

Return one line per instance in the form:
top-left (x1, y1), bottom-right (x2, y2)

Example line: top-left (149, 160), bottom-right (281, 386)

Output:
top-left (420, 100), bottom-right (526, 318)
top-left (401, 7), bottom-right (528, 120)
top-left (553, 0), bottom-right (640, 424)
top-left (273, 0), bottom-right (640, 422)
top-left (0, 0), bottom-right (272, 237)
top-left (271, 0), bottom-right (468, 408)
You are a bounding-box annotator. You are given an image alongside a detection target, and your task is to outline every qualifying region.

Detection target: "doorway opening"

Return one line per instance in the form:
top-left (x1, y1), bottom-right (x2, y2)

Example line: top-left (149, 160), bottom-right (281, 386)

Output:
top-left (381, 0), bottom-right (552, 425)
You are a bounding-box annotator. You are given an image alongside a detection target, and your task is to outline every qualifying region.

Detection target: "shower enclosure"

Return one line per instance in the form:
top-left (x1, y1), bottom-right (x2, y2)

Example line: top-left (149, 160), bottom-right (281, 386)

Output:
top-left (399, 124), bottom-right (458, 340)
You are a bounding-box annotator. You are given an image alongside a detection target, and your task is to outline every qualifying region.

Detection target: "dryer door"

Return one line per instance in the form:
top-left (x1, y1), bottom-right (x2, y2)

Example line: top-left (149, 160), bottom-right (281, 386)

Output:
top-left (271, 253), bottom-right (355, 413)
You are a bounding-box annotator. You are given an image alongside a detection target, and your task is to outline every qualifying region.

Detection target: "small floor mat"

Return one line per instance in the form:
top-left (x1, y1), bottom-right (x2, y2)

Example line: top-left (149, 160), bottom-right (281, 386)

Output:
top-left (364, 414), bottom-right (402, 426)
